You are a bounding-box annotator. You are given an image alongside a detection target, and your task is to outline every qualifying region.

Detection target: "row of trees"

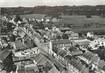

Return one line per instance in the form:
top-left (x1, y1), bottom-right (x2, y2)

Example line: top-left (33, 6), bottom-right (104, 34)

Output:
top-left (1, 5), bottom-right (105, 16)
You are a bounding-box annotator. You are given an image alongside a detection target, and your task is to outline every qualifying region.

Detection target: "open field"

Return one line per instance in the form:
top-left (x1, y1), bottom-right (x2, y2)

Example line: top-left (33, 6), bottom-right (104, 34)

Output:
top-left (61, 15), bottom-right (105, 25)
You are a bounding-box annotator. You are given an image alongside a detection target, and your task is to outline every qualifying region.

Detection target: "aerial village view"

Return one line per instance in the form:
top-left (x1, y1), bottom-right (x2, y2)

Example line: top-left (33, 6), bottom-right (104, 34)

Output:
top-left (0, 0), bottom-right (105, 73)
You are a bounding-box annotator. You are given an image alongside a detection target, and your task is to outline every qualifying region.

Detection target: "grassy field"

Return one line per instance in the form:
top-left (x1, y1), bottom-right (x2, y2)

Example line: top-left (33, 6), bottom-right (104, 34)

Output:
top-left (61, 15), bottom-right (105, 25)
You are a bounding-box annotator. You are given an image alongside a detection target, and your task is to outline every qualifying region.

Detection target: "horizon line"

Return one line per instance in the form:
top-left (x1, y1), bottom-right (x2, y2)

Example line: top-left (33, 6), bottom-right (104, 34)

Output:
top-left (0, 4), bottom-right (105, 8)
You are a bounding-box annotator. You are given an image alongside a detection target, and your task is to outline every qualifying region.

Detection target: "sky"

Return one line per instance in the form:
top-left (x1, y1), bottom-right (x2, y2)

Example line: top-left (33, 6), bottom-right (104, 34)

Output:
top-left (0, 0), bottom-right (105, 7)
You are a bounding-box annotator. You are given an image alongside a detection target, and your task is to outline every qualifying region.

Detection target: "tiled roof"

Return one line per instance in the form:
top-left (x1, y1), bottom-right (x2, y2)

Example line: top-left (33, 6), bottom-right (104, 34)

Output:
top-left (70, 58), bottom-right (84, 71)
top-left (98, 60), bottom-right (105, 69)
top-left (58, 49), bottom-right (67, 57)
top-left (52, 39), bottom-right (72, 44)
top-left (83, 52), bottom-right (94, 61)
top-left (0, 50), bottom-right (11, 62)
top-left (69, 47), bottom-right (83, 56)
top-left (15, 40), bottom-right (27, 50)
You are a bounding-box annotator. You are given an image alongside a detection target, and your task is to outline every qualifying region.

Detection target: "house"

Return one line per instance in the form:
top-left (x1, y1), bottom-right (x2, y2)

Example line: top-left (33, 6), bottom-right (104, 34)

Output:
top-left (52, 39), bottom-right (73, 49)
top-left (73, 39), bottom-right (90, 46)
top-left (89, 38), bottom-right (105, 50)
